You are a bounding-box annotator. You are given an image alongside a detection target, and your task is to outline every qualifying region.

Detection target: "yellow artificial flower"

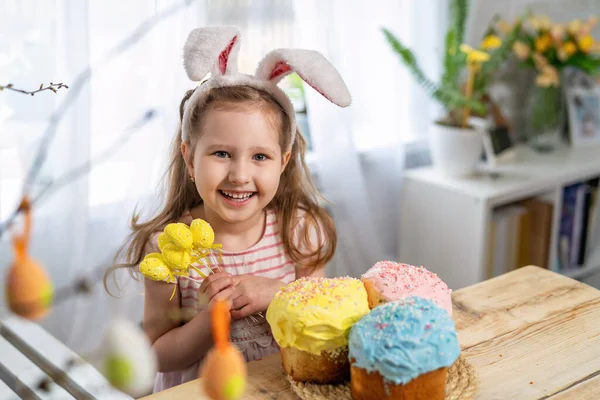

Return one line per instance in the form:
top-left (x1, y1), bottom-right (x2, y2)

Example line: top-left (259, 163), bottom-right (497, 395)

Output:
top-left (532, 52), bottom-right (548, 69)
top-left (529, 16), bottom-right (540, 31)
top-left (497, 19), bottom-right (513, 34)
top-left (581, 16), bottom-right (598, 36)
top-left (529, 15), bottom-right (552, 31)
top-left (567, 19), bottom-right (582, 36)
top-left (536, 65), bottom-right (559, 87)
top-left (564, 41), bottom-right (577, 55)
top-left (460, 44), bottom-right (491, 64)
top-left (535, 34), bottom-right (553, 53)
top-left (558, 41), bottom-right (578, 60)
top-left (513, 41), bottom-right (530, 60)
top-left (578, 35), bottom-right (594, 53)
top-left (539, 15), bottom-right (552, 31)
top-left (550, 24), bottom-right (565, 43)
top-left (481, 34), bottom-right (502, 50)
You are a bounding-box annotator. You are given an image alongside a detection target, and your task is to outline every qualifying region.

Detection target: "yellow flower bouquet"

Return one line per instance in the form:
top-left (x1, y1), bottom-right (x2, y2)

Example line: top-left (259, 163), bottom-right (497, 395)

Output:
top-left (486, 13), bottom-right (600, 150)
top-left (496, 14), bottom-right (600, 86)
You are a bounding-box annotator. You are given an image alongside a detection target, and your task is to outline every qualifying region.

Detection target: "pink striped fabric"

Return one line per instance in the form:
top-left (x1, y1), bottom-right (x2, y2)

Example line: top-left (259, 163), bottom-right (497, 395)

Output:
top-left (153, 208), bottom-right (297, 393)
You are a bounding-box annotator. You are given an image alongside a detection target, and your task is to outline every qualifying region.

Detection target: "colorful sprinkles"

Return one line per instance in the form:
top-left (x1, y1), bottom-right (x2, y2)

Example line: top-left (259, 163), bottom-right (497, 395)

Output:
top-left (362, 261), bottom-right (452, 297)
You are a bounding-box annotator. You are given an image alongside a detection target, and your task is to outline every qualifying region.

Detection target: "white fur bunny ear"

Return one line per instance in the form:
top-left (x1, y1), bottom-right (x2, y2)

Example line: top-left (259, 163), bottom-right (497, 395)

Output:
top-left (256, 49), bottom-right (351, 107)
top-left (183, 26), bottom-right (241, 81)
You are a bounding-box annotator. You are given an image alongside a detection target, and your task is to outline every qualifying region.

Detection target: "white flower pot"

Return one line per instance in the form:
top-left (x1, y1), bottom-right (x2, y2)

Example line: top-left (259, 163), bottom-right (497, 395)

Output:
top-left (429, 122), bottom-right (483, 178)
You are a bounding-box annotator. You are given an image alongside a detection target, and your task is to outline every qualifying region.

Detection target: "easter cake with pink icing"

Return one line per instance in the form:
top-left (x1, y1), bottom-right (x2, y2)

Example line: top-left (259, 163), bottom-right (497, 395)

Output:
top-left (361, 261), bottom-right (453, 316)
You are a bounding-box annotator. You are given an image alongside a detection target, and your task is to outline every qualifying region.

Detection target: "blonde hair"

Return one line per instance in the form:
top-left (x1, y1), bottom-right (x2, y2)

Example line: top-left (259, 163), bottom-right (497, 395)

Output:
top-left (104, 85), bottom-right (336, 292)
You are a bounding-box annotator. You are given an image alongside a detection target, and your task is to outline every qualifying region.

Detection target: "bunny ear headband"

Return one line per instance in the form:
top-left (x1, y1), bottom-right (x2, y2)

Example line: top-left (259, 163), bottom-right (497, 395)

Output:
top-left (181, 26), bottom-right (351, 150)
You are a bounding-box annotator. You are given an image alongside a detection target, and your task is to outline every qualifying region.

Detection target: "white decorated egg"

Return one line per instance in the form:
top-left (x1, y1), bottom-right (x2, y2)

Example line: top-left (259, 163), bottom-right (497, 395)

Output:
top-left (100, 319), bottom-right (157, 397)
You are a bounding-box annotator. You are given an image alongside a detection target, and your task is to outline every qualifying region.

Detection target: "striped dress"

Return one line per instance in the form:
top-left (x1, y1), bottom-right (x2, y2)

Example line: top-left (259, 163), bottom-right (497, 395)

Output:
top-left (153, 208), bottom-right (297, 392)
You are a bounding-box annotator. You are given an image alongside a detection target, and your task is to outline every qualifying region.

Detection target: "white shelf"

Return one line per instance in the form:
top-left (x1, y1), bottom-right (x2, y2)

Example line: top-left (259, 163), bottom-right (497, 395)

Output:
top-left (404, 145), bottom-right (600, 207)
top-left (398, 144), bottom-right (600, 290)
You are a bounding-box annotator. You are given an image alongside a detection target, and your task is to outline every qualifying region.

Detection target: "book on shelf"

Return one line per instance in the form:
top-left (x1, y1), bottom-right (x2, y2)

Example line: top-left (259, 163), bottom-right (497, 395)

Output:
top-left (486, 176), bottom-right (600, 278)
top-left (487, 198), bottom-right (553, 278)
top-left (557, 177), bottom-right (600, 272)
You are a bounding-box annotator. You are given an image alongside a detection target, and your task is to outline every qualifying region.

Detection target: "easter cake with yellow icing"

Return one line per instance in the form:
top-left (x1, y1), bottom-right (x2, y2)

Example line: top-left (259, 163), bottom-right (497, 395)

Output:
top-left (266, 276), bottom-right (370, 383)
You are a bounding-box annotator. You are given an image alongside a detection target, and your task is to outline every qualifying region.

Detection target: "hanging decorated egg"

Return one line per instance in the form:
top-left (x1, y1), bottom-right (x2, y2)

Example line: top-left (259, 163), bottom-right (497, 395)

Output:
top-left (101, 319), bottom-right (157, 398)
top-left (6, 198), bottom-right (53, 320)
top-left (6, 239), bottom-right (53, 320)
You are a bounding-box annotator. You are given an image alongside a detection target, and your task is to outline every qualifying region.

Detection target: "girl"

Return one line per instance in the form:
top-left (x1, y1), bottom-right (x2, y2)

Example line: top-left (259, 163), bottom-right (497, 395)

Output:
top-left (107, 26), bottom-right (351, 392)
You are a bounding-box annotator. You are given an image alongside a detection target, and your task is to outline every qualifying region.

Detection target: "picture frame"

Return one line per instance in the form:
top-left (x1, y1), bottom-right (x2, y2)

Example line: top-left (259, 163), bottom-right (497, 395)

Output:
top-left (566, 86), bottom-right (600, 148)
top-left (483, 126), bottom-right (518, 166)
top-left (471, 117), bottom-right (517, 167)
top-left (563, 67), bottom-right (600, 148)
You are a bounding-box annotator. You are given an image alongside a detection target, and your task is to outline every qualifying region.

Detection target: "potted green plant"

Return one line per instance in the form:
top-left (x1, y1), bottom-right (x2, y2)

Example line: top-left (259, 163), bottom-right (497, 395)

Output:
top-left (382, 0), bottom-right (521, 177)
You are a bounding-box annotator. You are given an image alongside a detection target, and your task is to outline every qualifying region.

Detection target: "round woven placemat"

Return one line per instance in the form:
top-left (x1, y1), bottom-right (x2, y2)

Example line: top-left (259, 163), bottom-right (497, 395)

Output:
top-left (288, 354), bottom-right (478, 400)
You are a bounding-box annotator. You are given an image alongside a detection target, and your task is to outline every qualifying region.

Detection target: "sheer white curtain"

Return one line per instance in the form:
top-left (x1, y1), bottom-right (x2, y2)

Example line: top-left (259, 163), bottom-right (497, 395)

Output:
top-left (293, 0), bottom-right (448, 277)
top-left (0, 0), bottom-right (448, 355)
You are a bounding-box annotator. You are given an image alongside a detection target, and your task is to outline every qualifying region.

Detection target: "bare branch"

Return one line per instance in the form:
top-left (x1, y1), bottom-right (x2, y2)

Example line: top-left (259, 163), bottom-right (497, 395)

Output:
top-left (0, 82), bottom-right (69, 96)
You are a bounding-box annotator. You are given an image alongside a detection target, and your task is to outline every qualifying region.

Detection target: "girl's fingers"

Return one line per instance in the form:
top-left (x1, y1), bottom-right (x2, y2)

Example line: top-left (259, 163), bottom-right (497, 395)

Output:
top-left (230, 303), bottom-right (258, 320)
top-left (202, 275), bottom-right (235, 298)
top-left (199, 272), bottom-right (232, 292)
top-left (210, 286), bottom-right (237, 304)
top-left (231, 294), bottom-right (248, 311)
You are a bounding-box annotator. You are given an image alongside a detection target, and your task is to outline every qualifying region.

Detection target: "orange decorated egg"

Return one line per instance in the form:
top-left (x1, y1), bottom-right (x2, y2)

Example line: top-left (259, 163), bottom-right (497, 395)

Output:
top-left (6, 250), bottom-right (53, 320)
top-left (201, 345), bottom-right (246, 400)
top-left (200, 300), bottom-right (247, 400)
top-left (6, 198), bottom-right (54, 320)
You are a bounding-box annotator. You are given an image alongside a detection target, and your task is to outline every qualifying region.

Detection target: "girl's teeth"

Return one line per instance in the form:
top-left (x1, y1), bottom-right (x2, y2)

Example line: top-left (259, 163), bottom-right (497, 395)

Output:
top-left (222, 191), bottom-right (253, 200)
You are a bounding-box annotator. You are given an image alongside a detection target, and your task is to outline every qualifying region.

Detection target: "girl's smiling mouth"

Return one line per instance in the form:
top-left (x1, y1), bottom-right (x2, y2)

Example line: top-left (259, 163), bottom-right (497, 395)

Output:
top-left (219, 190), bottom-right (256, 205)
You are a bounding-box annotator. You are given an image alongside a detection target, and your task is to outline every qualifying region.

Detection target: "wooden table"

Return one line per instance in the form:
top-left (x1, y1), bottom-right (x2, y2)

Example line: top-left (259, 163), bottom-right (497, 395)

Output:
top-left (142, 266), bottom-right (600, 399)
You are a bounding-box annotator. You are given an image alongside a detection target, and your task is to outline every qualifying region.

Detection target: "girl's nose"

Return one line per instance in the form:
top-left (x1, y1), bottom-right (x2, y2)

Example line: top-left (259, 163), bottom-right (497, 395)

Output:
top-left (228, 160), bottom-right (251, 185)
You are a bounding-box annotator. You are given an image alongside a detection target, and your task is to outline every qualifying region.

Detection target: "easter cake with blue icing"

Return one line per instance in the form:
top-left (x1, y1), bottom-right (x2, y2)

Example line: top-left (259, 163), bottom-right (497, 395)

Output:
top-left (348, 296), bottom-right (460, 400)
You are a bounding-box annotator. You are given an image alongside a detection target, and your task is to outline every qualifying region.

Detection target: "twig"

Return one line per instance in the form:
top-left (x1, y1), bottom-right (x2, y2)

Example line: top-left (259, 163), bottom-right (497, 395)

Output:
top-left (0, 82), bottom-right (69, 96)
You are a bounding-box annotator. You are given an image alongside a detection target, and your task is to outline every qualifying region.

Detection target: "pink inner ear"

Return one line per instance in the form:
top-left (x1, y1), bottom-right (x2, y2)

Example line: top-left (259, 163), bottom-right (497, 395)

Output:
top-left (296, 72), bottom-right (333, 104)
top-left (269, 61), bottom-right (293, 80)
top-left (269, 60), bottom-right (335, 104)
top-left (218, 36), bottom-right (238, 74)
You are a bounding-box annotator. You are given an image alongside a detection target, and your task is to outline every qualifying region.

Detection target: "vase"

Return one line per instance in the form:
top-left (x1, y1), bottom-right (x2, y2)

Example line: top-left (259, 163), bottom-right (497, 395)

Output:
top-left (526, 84), bottom-right (563, 153)
top-left (429, 122), bottom-right (484, 178)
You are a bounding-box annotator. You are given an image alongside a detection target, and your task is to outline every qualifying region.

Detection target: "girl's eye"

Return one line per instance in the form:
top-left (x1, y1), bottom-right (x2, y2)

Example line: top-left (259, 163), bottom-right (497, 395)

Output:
top-left (253, 154), bottom-right (268, 161)
top-left (213, 151), bottom-right (230, 158)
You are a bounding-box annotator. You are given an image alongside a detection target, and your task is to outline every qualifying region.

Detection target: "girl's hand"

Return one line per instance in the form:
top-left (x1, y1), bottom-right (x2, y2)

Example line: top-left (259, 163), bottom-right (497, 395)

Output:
top-left (198, 272), bottom-right (236, 306)
top-left (229, 275), bottom-right (285, 320)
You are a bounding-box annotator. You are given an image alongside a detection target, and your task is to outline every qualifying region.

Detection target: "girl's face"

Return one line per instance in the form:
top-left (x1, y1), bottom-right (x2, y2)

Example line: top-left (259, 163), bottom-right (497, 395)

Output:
top-left (183, 106), bottom-right (290, 225)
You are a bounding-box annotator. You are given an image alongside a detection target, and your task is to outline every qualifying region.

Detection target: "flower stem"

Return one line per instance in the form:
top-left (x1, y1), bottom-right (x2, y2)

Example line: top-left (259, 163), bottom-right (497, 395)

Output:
top-left (462, 64), bottom-right (476, 127)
